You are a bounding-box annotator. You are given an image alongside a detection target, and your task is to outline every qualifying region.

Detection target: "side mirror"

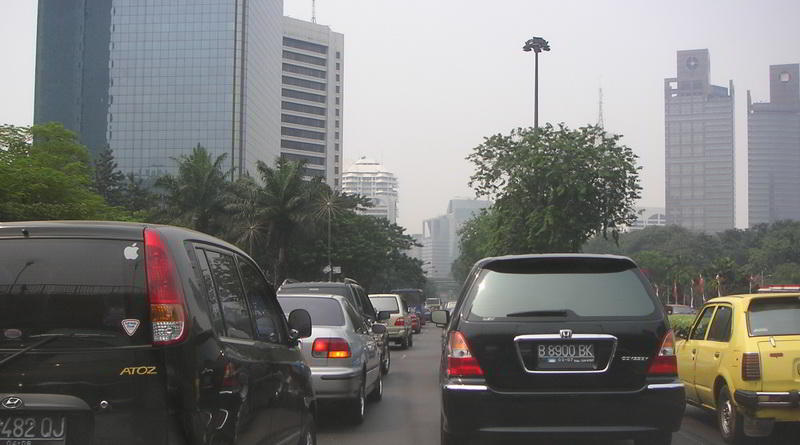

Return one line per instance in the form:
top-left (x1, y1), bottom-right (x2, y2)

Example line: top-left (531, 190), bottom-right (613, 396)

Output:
top-left (431, 310), bottom-right (449, 326)
top-left (371, 323), bottom-right (387, 334)
top-left (377, 310), bottom-right (391, 321)
top-left (288, 309), bottom-right (312, 338)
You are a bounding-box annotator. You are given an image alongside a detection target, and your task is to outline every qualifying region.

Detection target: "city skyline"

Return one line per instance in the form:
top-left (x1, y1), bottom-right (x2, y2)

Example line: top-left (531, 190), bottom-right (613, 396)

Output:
top-left (3, 1), bottom-right (800, 232)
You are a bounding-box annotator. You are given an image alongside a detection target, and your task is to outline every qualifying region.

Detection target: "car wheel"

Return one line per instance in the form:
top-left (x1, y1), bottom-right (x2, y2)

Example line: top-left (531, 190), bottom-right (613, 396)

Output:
top-left (298, 414), bottom-right (316, 445)
top-left (408, 333), bottom-right (414, 348)
top-left (348, 378), bottom-right (366, 425)
top-left (440, 414), bottom-right (457, 445)
top-left (717, 384), bottom-right (746, 444)
top-left (369, 372), bottom-right (383, 402)
top-left (381, 348), bottom-right (391, 375)
top-left (634, 431), bottom-right (671, 445)
top-left (400, 336), bottom-right (409, 349)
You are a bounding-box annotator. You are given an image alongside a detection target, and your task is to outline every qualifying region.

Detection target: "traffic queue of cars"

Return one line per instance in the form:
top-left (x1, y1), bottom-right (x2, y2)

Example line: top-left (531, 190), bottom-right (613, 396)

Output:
top-left (0, 221), bottom-right (426, 445)
top-left (432, 253), bottom-right (800, 445)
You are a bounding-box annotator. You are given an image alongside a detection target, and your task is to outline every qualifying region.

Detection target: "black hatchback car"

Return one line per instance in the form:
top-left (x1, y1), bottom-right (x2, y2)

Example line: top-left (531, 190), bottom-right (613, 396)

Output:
top-left (0, 221), bottom-right (316, 445)
top-left (434, 254), bottom-right (685, 445)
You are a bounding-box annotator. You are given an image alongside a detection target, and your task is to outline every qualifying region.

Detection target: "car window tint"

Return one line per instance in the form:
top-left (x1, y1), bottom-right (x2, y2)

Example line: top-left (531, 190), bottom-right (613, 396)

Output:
top-left (205, 251), bottom-right (253, 340)
top-left (0, 238), bottom-right (148, 348)
top-left (748, 297), bottom-right (800, 336)
top-left (277, 296), bottom-right (345, 326)
top-left (343, 300), bottom-right (367, 333)
top-left (706, 305), bottom-right (733, 342)
top-left (467, 267), bottom-right (655, 319)
top-left (370, 296), bottom-right (400, 313)
top-left (690, 306), bottom-right (715, 340)
top-left (195, 248), bottom-right (225, 336)
top-left (238, 257), bottom-right (285, 344)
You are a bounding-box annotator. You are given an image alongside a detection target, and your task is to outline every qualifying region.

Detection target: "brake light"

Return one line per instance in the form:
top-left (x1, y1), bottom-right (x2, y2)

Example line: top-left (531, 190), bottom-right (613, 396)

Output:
top-left (312, 338), bottom-right (351, 359)
top-left (222, 362), bottom-right (237, 387)
top-left (446, 331), bottom-right (484, 377)
top-left (395, 317), bottom-right (405, 326)
top-left (647, 330), bottom-right (678, 375)
top-left (742, 352), bottom-right (761, 380)
top-left (144, 228), bottom-right (188, 345)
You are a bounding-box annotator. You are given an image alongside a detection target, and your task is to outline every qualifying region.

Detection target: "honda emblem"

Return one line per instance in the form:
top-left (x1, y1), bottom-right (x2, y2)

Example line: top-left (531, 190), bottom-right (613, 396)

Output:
top-left (1, 396), bottom-right (23, 410)
top-left (560, 329), bottom-right (572, 339)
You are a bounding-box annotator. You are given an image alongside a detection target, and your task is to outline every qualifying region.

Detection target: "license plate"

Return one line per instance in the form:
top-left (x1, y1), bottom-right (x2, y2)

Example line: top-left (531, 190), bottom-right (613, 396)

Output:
top-left (0, 415), bottom-right (66, 444)
top-left (537, 343), bottom-right (596, 369)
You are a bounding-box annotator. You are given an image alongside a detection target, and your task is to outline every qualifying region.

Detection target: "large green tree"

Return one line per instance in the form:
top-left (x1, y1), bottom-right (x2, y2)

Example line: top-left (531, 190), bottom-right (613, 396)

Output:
top-left (92, 146), bottom-right (126, 207)
top-left (466, 124), bottom-right (641, 253)
top-left (156, 144), bottom-right (229, 234)
top-left (0, 123), bottom-right (120, 221)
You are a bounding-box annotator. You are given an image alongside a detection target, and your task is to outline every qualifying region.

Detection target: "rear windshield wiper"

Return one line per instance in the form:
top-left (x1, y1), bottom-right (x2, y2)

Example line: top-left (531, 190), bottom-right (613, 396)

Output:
top-left (0, 330), bottom-right (116, 370)
top-left (506, 310), bottom-right (569, 317)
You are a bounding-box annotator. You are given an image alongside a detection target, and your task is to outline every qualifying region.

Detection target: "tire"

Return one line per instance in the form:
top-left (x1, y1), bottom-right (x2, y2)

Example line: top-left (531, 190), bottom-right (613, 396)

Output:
top-left (717, 384), bottom-right (747, 444)
top-left (369, 372), bottom-right (383, 402)
top-left (298, 414), bottom-right (316, 445)
top-left (347, 378), bottom-right (366, 425)
top-left (381, 347), bottom-right (391, 375)
top-left (400, 336), bottom-right (409, 349)
top-left (408, 333), bottom-right (414, 348)
top-left (634, 431), bottom-right (672, 445)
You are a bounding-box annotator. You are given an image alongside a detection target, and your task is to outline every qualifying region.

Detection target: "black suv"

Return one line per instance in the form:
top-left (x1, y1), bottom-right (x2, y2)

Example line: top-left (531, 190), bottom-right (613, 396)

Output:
top-left (434, 254), bottom-right (685, 445)
top-left (278, 280), bottom-right (391, 375)
top-left (0, 221), bottom-right (316, 445)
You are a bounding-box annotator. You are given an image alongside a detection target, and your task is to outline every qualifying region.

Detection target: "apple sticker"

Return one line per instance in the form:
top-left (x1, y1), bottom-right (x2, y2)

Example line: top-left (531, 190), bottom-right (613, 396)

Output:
top-left (123, 243), bottom-right (139, 260)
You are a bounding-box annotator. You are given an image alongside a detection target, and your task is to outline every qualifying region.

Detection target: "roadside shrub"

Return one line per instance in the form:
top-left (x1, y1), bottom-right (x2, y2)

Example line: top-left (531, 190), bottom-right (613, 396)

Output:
top-left (669, 314), bottom-right (696, 339)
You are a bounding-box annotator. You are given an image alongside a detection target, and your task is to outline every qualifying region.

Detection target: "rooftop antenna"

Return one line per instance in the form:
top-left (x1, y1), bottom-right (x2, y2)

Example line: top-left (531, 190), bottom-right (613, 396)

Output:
top-left (311, 0), bottom-right (317, 23)
top-left (597, 86), bottom-right (605, 129)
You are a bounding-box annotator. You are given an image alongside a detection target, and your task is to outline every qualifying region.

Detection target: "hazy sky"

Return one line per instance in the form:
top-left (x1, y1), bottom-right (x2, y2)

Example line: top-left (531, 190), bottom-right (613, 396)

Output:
top-left (3, 1), bottom-right (799, 233)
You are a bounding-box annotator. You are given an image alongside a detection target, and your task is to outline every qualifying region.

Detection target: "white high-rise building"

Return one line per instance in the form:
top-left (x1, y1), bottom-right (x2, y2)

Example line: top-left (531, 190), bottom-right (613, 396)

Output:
top-left (341, 157), bottom-right (399, 223)
top-left (281, 17), bottom-right (344, 189)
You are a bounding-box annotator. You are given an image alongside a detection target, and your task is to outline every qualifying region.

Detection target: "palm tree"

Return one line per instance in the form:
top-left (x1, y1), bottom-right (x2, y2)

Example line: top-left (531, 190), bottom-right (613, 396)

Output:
top-left (224, 175), bottom-right (267, 256)
top-left (156, 144), bottom-right (229, 234)
top-left (310, 187), bottom-right (366, 281)
top-left (255, 158), bottom-right (313, 284)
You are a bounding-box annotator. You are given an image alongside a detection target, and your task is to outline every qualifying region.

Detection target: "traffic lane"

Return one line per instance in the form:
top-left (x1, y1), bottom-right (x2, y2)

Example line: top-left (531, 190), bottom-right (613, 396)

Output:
top-left (317, 326), bottom-right (799, 445)
top-left (317, 325), bottom-right (441, 445)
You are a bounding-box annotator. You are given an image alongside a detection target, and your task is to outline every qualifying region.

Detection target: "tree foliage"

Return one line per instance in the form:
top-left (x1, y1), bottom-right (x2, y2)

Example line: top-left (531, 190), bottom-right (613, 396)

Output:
top-left (92, 146), bottom-right (126, 206)
top-left (467, 124), bottom-right (641, 253)
top-left (0, 123), bottom-right (121, 221)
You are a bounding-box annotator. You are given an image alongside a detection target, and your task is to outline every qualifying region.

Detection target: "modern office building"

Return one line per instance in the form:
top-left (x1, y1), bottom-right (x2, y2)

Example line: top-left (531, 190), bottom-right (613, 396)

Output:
top-left (280, 16), bottom-right (343, 189)
top-left (748, 64), bottom-right (800, 226)
top-left (341, 157), bottom-right (398, 223)
top-left (421, 199), bottom-right (491, 280)
top-left (627, 207), bottom-right (667, 231)
top-left (34, 0), bottom-right (283, 180)
top-left (664, 49), bottom-right (735, 233)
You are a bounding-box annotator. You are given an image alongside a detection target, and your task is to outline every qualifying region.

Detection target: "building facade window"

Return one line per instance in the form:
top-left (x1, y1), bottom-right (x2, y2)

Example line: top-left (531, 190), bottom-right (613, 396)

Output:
top-left (281, 113), bottom-right (326, 128)
top-left (282, 50), bottom-right (326, 66)
top-left (281, 139), bottom-right (325, 153)
top-left (282, 152), bottom-right (325, 165)
top-left (282, 88), bottom-right (326, 103)
top-left (282, 76), bottom-right (325, 91)
top-left (283, 37), bottom-right (328, 54)
top-left (282, 101), bottom-right (326, 116)
top-left (282, 63), bottom-right (326, 79)
top-left (281, 127), bottom-right (326, 140)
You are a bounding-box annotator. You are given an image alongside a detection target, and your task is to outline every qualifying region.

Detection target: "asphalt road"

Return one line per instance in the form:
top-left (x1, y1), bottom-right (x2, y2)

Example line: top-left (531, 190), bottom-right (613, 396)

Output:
top-left (317, 326), bottom-right (798, 445)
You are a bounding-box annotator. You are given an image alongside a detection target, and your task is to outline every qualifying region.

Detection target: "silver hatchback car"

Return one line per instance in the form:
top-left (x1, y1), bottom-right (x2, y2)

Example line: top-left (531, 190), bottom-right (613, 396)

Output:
top-left (277, 294), bottom-right (387, 424)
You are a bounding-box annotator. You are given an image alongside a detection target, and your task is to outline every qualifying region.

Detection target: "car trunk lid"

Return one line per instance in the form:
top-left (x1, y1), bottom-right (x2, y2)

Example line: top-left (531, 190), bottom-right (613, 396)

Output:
top-left (748, 296), bottom-right (800, 391)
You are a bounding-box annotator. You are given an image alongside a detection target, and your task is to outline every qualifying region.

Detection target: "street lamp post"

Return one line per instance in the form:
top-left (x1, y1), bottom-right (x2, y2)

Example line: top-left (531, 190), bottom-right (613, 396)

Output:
top-left (523, 36), bottom-right (550, 130)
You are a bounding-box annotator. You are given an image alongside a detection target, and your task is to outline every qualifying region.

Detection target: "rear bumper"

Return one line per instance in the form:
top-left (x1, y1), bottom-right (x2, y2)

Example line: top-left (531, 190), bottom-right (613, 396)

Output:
top-left (441, 381), bottom-right (685, 440)
top-left (735, 389), bottom-right (800, 409)
top-left (310, 367), bottom-right (362, 400)
top-left (387, 327), bottom-right (410, 340)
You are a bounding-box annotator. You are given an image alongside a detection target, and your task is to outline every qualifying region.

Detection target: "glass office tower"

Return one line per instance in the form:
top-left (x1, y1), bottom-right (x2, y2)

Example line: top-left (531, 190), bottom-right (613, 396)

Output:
top-left (35, 0), bottom-right (283, 180)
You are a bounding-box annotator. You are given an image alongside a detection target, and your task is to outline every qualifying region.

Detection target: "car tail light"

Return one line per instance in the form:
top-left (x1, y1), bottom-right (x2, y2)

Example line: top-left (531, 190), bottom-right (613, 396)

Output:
top-left (742, 352), bottom-right (761, 380)
top-left (446, 331), bottom-right (484, 377)
top-left (647, 330), bottom-right (678, 375)
top-left (145, 228), bottom-right (188, 345)
top-left (312, 338), bottom-right (351, 359)
top-left (222, 362), bottom-right (237, 387)
top-left (394, 317), bottom-right (405, 326)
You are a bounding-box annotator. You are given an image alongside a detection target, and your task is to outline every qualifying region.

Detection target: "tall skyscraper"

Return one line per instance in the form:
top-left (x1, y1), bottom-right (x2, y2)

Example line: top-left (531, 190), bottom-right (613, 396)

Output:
top-left (421, 199), bottom-right (490, 280)
top-left (341, 157), bottom-right (398, 223)
top-left (34, 0), bottom-right (283, 180)
top-left (281, 16), bottom-right (343, 189)
top-left (664, 49), bottom-right (735, 233)
top-left (748, 64), bottom-right (800, 226)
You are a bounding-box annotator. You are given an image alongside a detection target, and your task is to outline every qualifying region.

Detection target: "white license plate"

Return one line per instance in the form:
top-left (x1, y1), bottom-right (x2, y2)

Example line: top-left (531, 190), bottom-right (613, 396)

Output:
top-left (537, 343), bottom-right (595, 369)
top-left (0, 416), bottom-right (66, 444)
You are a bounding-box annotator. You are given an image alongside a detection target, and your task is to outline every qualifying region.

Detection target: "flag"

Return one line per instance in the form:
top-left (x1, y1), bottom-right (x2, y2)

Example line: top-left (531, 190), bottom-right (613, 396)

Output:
top-left (699, 274), bottom-right (705, 301)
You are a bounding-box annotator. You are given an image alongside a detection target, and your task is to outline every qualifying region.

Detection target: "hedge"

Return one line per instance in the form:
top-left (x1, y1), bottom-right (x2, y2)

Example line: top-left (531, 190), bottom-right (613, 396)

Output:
top-left (669, 314), bottom-right (696, 339)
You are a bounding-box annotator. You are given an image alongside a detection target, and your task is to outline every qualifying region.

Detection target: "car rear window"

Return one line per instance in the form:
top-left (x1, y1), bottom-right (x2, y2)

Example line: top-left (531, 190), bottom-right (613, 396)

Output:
top-left (370, 296), bottom-right (400, 313)
top-left (467, 260), bottom-right (656, 320)
top-left (748, 297), bottom-right (800, 336)
top-left (0, 238), bottom-right (149, 348)
top-left (278, 296), bottom-right (345, 326)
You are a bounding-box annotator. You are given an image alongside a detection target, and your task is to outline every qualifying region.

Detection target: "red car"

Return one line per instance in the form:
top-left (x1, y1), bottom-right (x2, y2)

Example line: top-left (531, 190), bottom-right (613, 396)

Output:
top-left (409, 312), bottom-right (421, 334)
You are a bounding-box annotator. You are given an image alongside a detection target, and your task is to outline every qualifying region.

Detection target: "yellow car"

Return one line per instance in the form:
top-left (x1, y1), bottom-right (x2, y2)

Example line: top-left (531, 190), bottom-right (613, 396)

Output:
top-left (676, 293), bottom-right (800, 443)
